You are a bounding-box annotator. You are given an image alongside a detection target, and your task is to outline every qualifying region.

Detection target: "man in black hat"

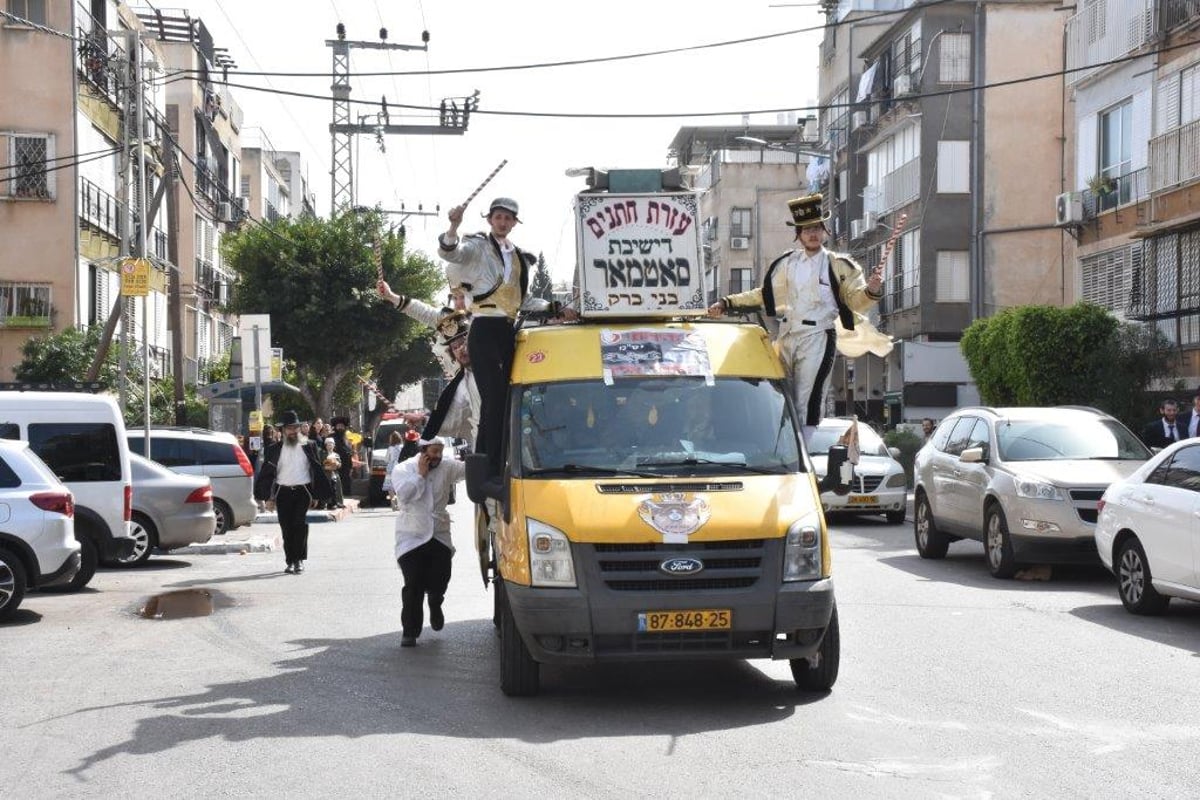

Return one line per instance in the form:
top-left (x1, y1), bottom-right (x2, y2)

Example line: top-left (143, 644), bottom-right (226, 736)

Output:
top-left (437, 197), bottom-right (533, 478)
top-left (707, 193), bottom-right (891, 445)
top-left (254, 410), bottom-right (333, 574)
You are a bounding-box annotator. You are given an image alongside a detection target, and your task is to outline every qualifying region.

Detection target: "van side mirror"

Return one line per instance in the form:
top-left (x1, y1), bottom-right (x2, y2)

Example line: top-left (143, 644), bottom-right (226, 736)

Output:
top-left (818, 444), bottom-right (853, 496)
top-left (465, 453), bottom-right (506, 505)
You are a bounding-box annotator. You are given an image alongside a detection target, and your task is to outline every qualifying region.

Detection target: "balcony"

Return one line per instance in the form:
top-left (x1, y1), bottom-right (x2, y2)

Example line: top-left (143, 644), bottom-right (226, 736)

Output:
top-left (1066, 0), bottom-right (1155, 87)
top-left (75, 2), bottom-right (123, 108)
top-left (79, 177), bottom-right (124, 239)
top-left (1082, 167), bottom-right (1149, 219)
top-left (863, 158), bottom-right (921, 216)
top-left (1150, 117), bottom-right (1200, 193)
top-left (1159, 0), bottom-right (1200, 33)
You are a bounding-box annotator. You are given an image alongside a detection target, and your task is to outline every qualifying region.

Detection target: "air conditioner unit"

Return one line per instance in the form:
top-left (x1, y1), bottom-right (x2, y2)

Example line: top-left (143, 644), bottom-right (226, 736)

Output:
top-left (861, 211), bottom-right (876, 231)
top-left (217, 201), bottom-right (233, 222)
top-left (234, 196), bottom-right (248, 214)
top-left (730, 236), bottom-right (750, 250)
top-left (852, 110), bottom-right (868, 129)
top-left (850, 219), bottom-right (864, 240)
top-left (894, 73), bottom-right (913, 97)
top-left (1055, 192), bottom-right (1083, 226)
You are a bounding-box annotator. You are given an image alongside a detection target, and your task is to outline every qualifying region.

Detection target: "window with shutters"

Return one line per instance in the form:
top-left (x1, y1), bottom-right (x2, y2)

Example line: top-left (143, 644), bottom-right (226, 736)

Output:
top-left (936, 251), bottom-right (969, 302)
top-left (730, 207), bottom-right (752, 238)
top-left (728, 268), bottom-right (753, 295)
top-left (937, 141), bottom-right (969, 193)
top-left (939, 33), bottom-right (971, 84)
top-left (891, 21), bottom-right (922, 84)
top-left (1081, 244), bottom-right (1141, 313)
top-left (884, 228), bottom-right (921, 312)
top-left (1156, 63), bottom-right (1200, 134)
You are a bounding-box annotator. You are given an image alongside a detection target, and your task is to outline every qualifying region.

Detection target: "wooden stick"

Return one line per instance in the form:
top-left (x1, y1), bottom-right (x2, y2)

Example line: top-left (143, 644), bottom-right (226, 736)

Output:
top-left (878, 213), bottom-right (908, 270)
top-left (461, 159), bottom-right (508, 208)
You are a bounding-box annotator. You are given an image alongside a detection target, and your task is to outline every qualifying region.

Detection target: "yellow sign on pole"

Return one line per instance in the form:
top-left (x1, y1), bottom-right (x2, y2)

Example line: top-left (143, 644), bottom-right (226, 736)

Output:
top-left (270, 348), bottom-right (283, 382)
top-left (119, 258), bottom-right (151, 297)
top-left (248, 410), bottom-right (264, 434)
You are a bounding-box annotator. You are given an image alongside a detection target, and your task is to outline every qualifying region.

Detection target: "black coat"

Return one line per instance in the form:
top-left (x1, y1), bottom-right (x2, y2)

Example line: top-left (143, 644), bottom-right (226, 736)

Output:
top-left (1140, 417), bottom-right (1186, 449)
top-left (253, 439), bottom-right (334, 501)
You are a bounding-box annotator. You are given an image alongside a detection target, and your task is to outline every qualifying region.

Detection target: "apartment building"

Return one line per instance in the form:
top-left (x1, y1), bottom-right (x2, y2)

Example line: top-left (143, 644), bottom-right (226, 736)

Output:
top-left (1066, 0), bottom-right (1200, 383)
top-left (1, 1), bottom-right (172, 381)
top-left (240, 126), bottom-right (289, 223)
top-left (817, 0), bottom-right (1066, 425)
top-left (274, 150), bottom-right (317, 219)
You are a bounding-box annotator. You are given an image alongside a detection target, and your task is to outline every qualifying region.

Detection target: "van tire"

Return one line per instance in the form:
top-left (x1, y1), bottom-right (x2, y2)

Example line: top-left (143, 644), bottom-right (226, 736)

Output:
top-left (791, 604), bottom-right (840, 691)
top-left (212, 499), bottom-right (232, 536)
top-left (0, 546), bottom-right (28, 621)
top-left (498, 582), bottom-right (540, 697)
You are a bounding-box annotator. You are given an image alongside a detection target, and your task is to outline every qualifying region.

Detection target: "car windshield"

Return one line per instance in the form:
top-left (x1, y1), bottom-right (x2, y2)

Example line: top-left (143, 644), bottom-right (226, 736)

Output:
top-left (807, 420), bottom-right (890, 457)
top-left (517, 376), bottom-right (802, 477)
top-left (996, 418), bottom-right (1150, 461)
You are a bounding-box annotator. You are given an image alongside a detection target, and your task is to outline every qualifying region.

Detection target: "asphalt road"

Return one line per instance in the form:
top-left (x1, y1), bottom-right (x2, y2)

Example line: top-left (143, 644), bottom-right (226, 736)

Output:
top-left (3, 499), bottom-right (1199, 798)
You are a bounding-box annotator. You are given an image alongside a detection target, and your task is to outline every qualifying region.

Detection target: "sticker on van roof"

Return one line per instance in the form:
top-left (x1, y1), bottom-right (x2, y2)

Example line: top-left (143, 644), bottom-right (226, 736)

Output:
top-left (599, 328), bottom-right (714, 386)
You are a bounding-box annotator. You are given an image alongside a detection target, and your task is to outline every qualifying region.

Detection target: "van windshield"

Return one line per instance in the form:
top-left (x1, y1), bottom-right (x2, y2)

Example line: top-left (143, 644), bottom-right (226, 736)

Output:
top-left (517, 377), bottom-right (802, 477)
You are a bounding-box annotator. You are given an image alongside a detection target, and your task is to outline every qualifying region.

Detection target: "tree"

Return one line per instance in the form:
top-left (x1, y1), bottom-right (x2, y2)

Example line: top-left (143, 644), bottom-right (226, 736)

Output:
top-left (14, 326), bottom-right (120, 386)
top-left (960, 303), bottom-right (1171, 427)
top-left (530, 251), bottom-right (553, 301)
top-left (222, 210), bottom-right (445, 418)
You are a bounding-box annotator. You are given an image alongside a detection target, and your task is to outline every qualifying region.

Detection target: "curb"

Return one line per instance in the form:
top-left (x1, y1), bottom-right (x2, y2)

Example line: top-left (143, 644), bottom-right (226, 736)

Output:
top-left (173, 499), bottom-right (362, 555)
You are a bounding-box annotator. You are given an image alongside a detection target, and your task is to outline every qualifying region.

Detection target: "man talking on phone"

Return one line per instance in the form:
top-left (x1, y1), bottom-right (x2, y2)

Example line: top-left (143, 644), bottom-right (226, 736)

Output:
top-left (389, 438), bottom-right (467, 647)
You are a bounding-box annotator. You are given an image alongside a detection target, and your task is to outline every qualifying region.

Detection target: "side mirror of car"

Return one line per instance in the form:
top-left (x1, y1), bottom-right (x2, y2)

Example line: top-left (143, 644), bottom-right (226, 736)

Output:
top-left (960, 446), bottom-right (984, 463)
top-left (888, 446), bottom-right (901, 460)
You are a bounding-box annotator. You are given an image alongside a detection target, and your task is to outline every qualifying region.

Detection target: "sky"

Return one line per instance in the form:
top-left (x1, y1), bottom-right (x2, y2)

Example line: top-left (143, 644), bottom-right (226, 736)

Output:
top-left (167, 0), bottom-right (827, 286)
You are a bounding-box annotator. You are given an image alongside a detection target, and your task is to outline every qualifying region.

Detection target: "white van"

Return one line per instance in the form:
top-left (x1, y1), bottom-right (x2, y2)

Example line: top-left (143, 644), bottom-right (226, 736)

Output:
top-left (0, 391), bottom-right (134, 590)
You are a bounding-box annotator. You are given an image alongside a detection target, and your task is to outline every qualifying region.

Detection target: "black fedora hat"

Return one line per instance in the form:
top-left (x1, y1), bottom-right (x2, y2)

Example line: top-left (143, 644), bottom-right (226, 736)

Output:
top-left (279, 410), bottom-right (301, 427)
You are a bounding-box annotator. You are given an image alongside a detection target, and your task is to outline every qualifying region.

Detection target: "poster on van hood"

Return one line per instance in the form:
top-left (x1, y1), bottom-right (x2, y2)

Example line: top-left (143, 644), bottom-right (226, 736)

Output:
top-left (600, 328), bottom-right (713, 384)
top-left (577, 192), bottom-right (706, 317)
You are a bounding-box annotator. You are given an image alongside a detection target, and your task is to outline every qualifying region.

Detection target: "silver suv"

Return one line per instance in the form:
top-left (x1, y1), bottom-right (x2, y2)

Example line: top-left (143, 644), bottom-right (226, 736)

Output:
top-left (912, 406), bottom-right (1149, 578)
top-left (127, 428), bottom-right (258, 535)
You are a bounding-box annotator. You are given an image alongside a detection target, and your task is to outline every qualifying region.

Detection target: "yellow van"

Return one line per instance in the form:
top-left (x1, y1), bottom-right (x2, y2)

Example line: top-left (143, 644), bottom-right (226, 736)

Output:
top-left (467, 318), bottom-right (839, 696)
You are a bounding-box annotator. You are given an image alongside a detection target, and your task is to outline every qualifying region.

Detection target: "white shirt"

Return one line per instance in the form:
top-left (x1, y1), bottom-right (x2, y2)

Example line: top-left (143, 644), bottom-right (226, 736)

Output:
top-left (391, 454), bottom-right (468, 560)
top-left (438, 368), bottom-right (479, 447)
top-left (276, 440), bottom-right (312, 486)
top-left (783, 248), bottom-right (838, 332)
top-left (1189, 414), bottom-right (1199, 439)
top-left (499, 240), bottom-right (514, 283)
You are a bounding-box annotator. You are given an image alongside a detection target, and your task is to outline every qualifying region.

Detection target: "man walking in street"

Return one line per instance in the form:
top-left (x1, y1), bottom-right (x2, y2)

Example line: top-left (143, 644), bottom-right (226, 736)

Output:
top-left (437, 197), bottom-right (533, 480)
top-left (390, 438), bottom-right (467, 647)
top-left (707, 193), bottom-right (891, 445)
top-left (254, 410), bottom-right (333, 574)
top-left (1141, 399), bottom-right (1186, 449)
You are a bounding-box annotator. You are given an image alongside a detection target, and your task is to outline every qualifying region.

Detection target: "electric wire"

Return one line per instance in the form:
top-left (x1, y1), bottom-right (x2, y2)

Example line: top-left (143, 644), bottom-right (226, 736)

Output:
top-left (0, 146), bottom-right (125, 186)
top-left (0, 144), bottom-right (127, 173)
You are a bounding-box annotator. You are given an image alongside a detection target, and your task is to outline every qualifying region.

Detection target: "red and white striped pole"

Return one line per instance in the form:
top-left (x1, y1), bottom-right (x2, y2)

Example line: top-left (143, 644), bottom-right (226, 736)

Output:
top-left (878, 213), bottom-right (908, 273)
top-left (461, 159), bottom-right (508, 208)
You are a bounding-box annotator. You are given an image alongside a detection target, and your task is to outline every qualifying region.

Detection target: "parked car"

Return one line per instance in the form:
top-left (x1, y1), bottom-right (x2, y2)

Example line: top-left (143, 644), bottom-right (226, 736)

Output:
top-left (117, 453), bottom-right (216, 566)
top-left (912, 406), bottom-right (1150, 578)
top-left (368, 417), bottom-right (412, 506)
top-left (0, 391), bottom-right (134, 590)
top-left (0, 439), bottom-right (80, 620)
top-left (127, 427), bottom-right (257, 536)
top-left (1095, 438), bottom-right (1200, 614)
top-left (808, 417), bottom-right (907, 524)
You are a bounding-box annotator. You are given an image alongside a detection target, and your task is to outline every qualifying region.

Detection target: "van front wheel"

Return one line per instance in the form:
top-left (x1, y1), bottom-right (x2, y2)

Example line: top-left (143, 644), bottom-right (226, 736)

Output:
top-left (498, 582), bottom-right (540, 697)
top-left (790, 604), bottom-right (840, 692)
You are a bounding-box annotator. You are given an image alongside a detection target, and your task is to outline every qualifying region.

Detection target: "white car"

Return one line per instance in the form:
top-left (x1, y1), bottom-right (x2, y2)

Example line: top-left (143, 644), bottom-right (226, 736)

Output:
top-left (1095, 438), bottom-right (1200, 615)
top-left (0, 439), bottom-right (80, 620)
top-left (808, 418), bottom-right (908, 524)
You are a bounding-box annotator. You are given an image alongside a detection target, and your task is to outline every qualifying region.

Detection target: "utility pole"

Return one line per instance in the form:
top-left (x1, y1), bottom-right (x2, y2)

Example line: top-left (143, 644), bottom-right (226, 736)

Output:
top-left (134, 34), bottom-right (151, 452)
top-left (117, 32), bottom-right (134, 413)
top-left (326, 23), bottom-right (476, 215)
top-left (164, 128), bottom-right (185, 425)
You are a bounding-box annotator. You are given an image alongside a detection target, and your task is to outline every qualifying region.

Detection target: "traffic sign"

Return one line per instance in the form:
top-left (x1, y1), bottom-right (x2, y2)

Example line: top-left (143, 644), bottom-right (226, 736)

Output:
top-left (119, 258), bottom-right (151, 297)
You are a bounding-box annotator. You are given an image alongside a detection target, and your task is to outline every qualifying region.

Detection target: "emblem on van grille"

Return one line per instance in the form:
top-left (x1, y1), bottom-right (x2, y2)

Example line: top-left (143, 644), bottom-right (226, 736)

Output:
top-left (659, 556), bottom-right (704, 576)
top-left (637, 493), bottom-right (710, 538)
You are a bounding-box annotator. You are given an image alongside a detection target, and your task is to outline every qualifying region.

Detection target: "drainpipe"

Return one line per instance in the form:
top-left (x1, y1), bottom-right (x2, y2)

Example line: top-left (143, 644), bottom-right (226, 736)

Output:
top-left (970, 1), bottom-right (984, 321)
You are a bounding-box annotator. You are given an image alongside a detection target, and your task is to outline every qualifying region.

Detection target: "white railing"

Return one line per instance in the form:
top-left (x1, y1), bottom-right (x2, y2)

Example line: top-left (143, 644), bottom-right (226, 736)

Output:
top-left (1066, 0), bottom-right (1155, 86)
top-left (863, 158), bottom-right (921, 216)
top-left (1150, 117), bottom-right (1200, 193)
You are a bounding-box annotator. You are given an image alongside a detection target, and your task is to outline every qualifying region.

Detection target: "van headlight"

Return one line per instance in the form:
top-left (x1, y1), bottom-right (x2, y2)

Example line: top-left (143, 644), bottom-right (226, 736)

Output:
top-left (528, 518), bottom-right (576, 587)
top-left (783, 518), bottom-right (822, 582)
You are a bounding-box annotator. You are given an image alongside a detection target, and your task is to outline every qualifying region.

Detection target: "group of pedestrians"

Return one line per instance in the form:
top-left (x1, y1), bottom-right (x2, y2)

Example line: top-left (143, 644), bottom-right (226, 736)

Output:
top-left (1141, 395), bottom-right (1200, 448)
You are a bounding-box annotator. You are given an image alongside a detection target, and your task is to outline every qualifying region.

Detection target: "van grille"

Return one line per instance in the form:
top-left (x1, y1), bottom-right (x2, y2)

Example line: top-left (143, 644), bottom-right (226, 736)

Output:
top-left (596, 482), bottom-right (743, 494)
top-left (856, 475), bottom-right (883, 493)
top-left (591, 539), bottom-right (765, 592)
top-left (594, 630), bottom-right (771, 654)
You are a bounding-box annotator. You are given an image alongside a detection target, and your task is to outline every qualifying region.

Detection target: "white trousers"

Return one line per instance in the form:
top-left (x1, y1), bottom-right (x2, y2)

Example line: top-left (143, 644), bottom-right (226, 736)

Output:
top-left (780, 328), bottom-right (838, 428)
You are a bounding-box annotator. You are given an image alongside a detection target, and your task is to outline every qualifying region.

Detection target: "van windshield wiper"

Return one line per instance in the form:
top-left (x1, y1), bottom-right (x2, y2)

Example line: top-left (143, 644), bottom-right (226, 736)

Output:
top-left (634, 456), bottom-right (785, 475)
top-left (524, 463), bottom-right (661, 478)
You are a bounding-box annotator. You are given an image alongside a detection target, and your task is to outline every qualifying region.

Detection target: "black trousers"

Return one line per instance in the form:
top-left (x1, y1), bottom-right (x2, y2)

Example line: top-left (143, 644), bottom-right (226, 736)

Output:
top-left (397, 539), bottom-right (453, 637)
top-left (468, 316), bottom-right (516, 476)
top-left (275, 484), bottom-right (312, 563)
top-left (807, 329), bottom-right (838, 426)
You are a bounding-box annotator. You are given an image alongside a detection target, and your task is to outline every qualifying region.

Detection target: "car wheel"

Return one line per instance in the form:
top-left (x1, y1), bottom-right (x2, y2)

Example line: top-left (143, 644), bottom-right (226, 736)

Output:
top-left (985, 504), bottom-right (1018, 579)
top-left (0, 546), bottom-right (28, 622)
top-left (1116, 537), bottom-right (1170, 615)
top-left (212, 499), bottom-right (233, 536)
top-left (913, 492), bottom-right (949, 559)
top-left (885, 509), bottom-right (906, 525)
top-left (498, 581), bottom-right (539, 697)
top-left (791, 604), bottom-right (840, 691)
top-left (116, 512), bottom-right (157, 566)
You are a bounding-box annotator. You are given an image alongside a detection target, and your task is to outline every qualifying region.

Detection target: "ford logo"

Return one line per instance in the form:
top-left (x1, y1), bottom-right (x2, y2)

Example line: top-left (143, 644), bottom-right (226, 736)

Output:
top-left (659, 557), bottom-right (704, 576)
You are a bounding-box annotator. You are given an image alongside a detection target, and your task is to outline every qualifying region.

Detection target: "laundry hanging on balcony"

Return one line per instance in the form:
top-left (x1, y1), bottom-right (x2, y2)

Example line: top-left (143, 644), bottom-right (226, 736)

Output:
top-left (856, 61), bottom-right (880, 103)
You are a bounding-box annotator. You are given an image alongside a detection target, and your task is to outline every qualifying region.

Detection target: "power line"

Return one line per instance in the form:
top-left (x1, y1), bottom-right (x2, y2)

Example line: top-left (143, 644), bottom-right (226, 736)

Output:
top-left (0, 144), bottom-right (126, 173)
top-left (156, 1), bottom-right (954, 81)
top-left (180, 39), bottom-right (1189, 120)
top-left (0, 146), bottom-right (124, 186)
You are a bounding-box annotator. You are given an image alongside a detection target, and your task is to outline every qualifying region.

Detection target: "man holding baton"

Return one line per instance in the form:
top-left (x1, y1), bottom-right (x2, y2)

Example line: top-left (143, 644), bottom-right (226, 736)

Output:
top-left (437, 197), bottom-right (533, 480)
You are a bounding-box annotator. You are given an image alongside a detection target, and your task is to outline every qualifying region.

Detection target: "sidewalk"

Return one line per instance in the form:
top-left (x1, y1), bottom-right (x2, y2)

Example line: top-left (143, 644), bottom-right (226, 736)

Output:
top-left (173, 498), bottom-right (367, 555)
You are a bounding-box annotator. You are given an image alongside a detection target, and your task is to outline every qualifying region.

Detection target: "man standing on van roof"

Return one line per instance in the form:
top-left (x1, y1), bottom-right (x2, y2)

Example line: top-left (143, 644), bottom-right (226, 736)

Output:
top-left (437, 197), bottom-right (533, 479)
top-left (707, 193), bottom-right (892, 443)
top-left (254, 410), bottom-right (333, 574)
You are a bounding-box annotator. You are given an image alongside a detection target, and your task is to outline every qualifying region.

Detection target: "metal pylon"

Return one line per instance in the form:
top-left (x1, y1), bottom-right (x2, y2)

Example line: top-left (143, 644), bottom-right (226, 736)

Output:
top-left (329, 39), bottom-right (353, 215)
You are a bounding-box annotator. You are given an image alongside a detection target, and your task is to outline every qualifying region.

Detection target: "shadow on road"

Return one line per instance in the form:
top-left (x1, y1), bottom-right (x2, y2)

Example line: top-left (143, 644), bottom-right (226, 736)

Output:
top-left (1070, 602), bottom-right (1200, 655)
top-left (63, 620), bottom-right (821, 777)
top-left (0, 607), bottom-right (42, 626)
top-left (826, 516), bottom-right (914, 554)
top-left (878, 545), bottom-right (1113, 594)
